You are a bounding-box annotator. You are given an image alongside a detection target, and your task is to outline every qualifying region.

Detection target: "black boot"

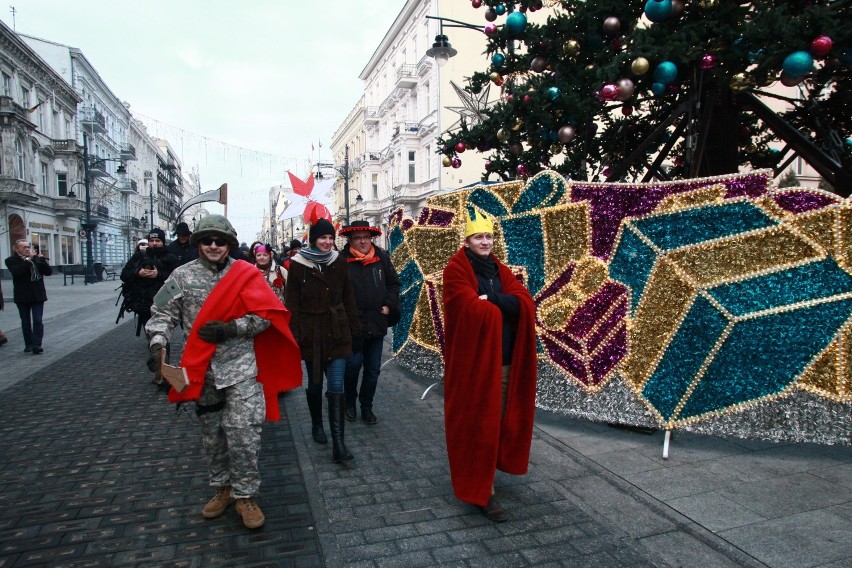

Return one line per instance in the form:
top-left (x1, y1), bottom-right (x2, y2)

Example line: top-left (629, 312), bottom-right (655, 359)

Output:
top-left (327, 394), bottom-right (354, 463)
top-left (305, 390), bottom-right (327, 445)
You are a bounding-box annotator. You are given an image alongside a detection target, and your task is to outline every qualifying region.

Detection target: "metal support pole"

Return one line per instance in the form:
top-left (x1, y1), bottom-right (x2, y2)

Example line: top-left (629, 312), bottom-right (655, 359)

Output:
top-left (343, 144), bottom-right (351, 226)
top-left (149, 185), bottom-right (154, 230)
top-left (82, 132), bottom-right (96, 284)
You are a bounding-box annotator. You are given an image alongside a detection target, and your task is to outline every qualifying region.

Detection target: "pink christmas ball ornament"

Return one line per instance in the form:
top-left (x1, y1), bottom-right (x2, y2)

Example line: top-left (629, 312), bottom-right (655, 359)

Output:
top-left (471, 0), bottom-right (482, 7)
top-left (451, 157), bottom-right (462, 169)
top-left (601, 83), bottom-right (620, 101)
top-left (484, 23), bottom-right (498, 36)
top-left (455, 142), bottom-right (467, 153)
top-left (516, 163), bottom-right (529, 176)
top-left (810, 36), bottom-right (833, 57)
top-left (615, 78), bottom-right (635, 100)
top-left (700, 54), bottom-right (717, 69)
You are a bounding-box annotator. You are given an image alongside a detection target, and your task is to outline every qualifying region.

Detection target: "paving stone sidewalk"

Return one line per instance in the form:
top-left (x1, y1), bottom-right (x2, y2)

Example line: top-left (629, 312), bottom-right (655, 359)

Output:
top-left (0, 320), bottom-right (321, 567)
top-left (284, 344), bottom-right (763, 568)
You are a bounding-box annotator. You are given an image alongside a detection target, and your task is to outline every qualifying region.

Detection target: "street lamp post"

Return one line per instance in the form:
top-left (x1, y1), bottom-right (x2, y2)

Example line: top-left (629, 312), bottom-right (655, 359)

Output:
top-left (339, 144), bottom-right (364, 226)
top-left (80, 132), bottom-right (126, 284)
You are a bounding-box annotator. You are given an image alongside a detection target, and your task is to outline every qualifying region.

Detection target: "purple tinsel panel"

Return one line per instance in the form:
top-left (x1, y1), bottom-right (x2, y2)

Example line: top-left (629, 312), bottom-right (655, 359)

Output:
top-left (421, 208), bottom-right (455, 227)
top-left (589, 326), bottom-right (628, 380)
top-left (402, 219), bottom-right (415, 231)
top-left (536, 264), bottom-right (577, 305)
top-left (586, 292), bottom-right (628, 353)
top-left (772, 191), bottom-right (836, 214)
top-left (568, 282), bottom-right (627, 339)
top-left (722, 173), bottom-right (770, 199)
top-left (543, 338), bottom-right (588, 382)
top-left (426, 280), bottom-right (446, 354)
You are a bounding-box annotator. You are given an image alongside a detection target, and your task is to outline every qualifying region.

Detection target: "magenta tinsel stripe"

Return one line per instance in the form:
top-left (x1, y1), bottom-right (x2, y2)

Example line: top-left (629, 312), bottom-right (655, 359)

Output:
top-left (587, 294), bottom-right (628, 353)
top-left (567, 282), bottom-right (627, 338)
top-left (546, 328), bottom-right (585, 353)
top-left (426, 281), bottom-right (445, 352)
top-left (773, 192), bottom-right (835, 214)
top-left (722, 173), bottom-right (769, 199)
top-left (543, 337), bottom-right (588, 383)
top-left (589, 326), bottom-right (628, 382)
top-left (428, 209), bottom-right (455, 227)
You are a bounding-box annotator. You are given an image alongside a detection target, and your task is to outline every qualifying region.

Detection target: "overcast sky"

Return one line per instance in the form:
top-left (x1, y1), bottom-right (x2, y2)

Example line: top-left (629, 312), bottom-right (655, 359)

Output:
top-left (4, 0), bottom-right (405, 243)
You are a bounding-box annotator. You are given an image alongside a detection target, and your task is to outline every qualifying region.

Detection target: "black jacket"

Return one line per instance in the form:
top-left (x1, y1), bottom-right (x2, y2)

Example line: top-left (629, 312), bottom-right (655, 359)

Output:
top-left (120, 247), bottom-right (178, 316)
top-left (341, 244), bottom-right (401, 339)
top-left (166, 239), bottom-right (198, 266)
top-left (4, 254), bottom-right (52, 304)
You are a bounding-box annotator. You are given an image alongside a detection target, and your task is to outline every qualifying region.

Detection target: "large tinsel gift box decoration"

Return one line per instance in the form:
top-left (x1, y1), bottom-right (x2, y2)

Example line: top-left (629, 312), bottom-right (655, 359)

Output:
top-left (609, 198), bottom-right (852, 428)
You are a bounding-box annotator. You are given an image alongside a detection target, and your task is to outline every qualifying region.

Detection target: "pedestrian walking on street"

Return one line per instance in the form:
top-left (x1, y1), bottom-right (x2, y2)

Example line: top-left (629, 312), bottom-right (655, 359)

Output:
top-left (145, 214), bottom-right (301, 529)
top-left (4, 239), bottom-right (52, 354)
top-left (252, 244), bottom-right (286, 304)
top-left (285, 218), bottom-right (361, 463)
top-left (282, 239), bottom-right (302, 271)
top-left (339, 220), bottom-right (400, 426)
top-left (441, 208), bottom-right (538, 522)
top-left (167, 222), bottom-right (199, 267)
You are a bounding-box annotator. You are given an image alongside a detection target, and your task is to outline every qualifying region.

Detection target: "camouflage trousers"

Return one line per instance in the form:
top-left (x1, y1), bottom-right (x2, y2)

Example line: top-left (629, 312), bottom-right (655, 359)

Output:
top-left (198, 378), bottom-right (265, 499)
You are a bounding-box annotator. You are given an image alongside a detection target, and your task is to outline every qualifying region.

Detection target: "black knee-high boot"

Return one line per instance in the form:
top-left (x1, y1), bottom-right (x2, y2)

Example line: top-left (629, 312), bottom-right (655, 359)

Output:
top-left (306, 390), bottom-right (327, 445)
top-left (327, 394), bottom-right (354, 463)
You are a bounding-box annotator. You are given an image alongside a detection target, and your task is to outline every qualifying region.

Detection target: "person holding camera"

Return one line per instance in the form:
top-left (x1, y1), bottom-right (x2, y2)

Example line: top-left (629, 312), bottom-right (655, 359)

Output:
top-left (4, 239), bottom-right (52, 353)
top-left (120, 228), bottom-right (178, 338)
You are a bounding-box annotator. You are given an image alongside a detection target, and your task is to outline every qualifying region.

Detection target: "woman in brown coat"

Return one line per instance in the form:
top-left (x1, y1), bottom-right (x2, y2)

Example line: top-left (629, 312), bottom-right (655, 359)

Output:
top-left (285, 219), bottom-right (361, 463)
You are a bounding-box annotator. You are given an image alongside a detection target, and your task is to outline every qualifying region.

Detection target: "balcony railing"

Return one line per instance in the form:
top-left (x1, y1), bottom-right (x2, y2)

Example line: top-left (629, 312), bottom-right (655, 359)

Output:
top-left (51, 139), bottom-right (79, 153)
top-left (118, 179), bottom-right (138, 193)
top-left (395, 64), bottom-right (417, 89)
top-left (54, 197), bottom-right (85, 216)
top-left (364, 106), bottom-right (380, 124)
top-left (120, 143), bottom-right (137, 161)
top-left (95, 205), bottom-right (109, 218)
top-left (0, 96), bottom-right (32, 123)
top-left (392, 122), bottom-right (420, 137)
top-left (80, 106), bottom-right (106, 134)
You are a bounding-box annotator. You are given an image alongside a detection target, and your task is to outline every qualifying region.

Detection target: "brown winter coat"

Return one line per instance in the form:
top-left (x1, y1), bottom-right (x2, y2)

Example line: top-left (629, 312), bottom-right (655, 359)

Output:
top-left (285, 251), bottom-right (361, 382)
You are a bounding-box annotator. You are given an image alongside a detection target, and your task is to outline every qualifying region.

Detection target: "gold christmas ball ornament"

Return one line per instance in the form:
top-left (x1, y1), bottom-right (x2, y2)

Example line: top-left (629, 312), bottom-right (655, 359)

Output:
top-left (563, 39), bottom-right (581, 57)
top-left (550, 143), bottom-right (563, 154)
top-left (729, 72), bottom-right (755, 92)
top-left (490, 71), bottom-right (503, 83)
top-left (699, 0), bottom-right (718, 9)
top-left (511, 119), bottom-right (524, 131)
top-left (496, 128), bottom-right (509, 142)
top-left (442, 155), bottom-right (452, 167)
top-left (631, 57), bottom-right (650, 76)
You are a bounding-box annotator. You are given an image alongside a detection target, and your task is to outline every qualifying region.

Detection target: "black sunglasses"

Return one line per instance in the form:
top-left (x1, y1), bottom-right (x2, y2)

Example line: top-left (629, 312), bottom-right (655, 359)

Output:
top-left (199, 236), bottom-right (229, 246)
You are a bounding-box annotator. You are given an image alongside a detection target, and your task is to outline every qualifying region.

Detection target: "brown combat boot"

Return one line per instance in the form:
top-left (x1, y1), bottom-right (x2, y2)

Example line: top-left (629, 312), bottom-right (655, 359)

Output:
top-left (201, 486), bottom-right (234, 519)
top-left (235, 497), bottom-right (265, 529)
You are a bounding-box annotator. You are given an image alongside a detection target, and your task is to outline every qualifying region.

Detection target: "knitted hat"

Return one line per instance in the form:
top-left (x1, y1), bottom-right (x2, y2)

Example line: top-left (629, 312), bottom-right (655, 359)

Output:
top-left (339, 220), bottom-right (382, 237)
top-left (173, 222), bottom-right (191, 236)
top-left (289, 239), bottom-right (303, 249)
top-left (147, 227), bottom-right (166, 242)
top-left (309, 219), bottom-right (335, 244)
top-left (137, 239), bottom-right (148, 248)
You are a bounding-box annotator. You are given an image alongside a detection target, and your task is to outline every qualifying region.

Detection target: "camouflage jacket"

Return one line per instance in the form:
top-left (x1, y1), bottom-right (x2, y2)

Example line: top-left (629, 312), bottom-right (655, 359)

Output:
top-left (146, 256), bottom-right (270, 389)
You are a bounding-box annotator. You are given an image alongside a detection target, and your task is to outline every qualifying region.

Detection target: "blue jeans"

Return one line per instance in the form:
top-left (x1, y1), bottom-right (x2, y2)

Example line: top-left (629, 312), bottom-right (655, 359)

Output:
top-left (16, 302), bottom-right (45, 349)
top-left (305, 358), bottom-right (346, 396)
top-left (344, 336), bottom-right (384, 409)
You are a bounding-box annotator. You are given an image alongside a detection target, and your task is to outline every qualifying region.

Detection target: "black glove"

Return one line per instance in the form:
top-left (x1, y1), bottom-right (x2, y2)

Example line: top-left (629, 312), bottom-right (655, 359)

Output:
top-left (351, 336), bottom-right (363, 354)
top-left (198, 320), bottom-right (238, 343)
top-left (147, 343), bottom-right (164, 373)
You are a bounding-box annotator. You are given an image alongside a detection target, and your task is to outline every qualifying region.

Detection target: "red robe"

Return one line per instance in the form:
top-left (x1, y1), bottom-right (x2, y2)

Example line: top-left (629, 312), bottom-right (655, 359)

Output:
top-left (168, 260), bottom-right (302, 420)
top-left (442, 247), bottom-right (538, 506)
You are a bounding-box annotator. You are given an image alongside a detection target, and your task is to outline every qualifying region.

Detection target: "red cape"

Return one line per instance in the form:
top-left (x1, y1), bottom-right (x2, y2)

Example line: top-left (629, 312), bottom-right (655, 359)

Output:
top-left (442, 247), bottom-right (538, 506)
top-left (168, 260), bottom-right (302, 421)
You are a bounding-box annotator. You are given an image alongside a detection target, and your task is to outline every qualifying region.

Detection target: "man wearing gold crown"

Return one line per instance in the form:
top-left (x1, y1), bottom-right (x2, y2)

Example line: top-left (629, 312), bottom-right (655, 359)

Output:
top-left (441, 207), bottom-right (538, 522)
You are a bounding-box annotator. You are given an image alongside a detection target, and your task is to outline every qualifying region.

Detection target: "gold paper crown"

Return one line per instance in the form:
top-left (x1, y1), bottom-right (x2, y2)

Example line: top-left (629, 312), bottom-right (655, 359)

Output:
top-left (464, 207), bottom-right (495, 237)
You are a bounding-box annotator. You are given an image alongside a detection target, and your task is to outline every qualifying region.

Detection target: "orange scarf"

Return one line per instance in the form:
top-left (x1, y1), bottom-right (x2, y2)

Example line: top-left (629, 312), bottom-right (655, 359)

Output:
top-left (347, 244), bottom-right (380, 265)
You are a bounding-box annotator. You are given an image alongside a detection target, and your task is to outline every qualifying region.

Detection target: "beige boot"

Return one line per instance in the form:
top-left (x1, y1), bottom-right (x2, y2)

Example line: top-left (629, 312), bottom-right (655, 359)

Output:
top-left (201, 486), bottom-right (234, 519)
top-left (235, 497), bottom-right (265, 529)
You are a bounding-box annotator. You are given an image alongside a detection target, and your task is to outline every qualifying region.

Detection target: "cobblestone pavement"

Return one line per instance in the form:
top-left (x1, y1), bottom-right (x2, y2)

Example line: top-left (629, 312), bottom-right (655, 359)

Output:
top-left (0, 320), bottom-right (321, 567)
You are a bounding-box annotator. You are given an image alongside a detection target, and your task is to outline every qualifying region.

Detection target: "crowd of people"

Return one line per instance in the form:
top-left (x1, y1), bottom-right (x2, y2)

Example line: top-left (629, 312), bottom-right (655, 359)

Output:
top-left (2, 208), bottom-right (537, 530)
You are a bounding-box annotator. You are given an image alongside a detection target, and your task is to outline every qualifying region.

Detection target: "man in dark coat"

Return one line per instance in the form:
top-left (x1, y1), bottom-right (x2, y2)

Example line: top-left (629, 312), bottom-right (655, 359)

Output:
top-left (167, 222), bottom-right (198, 266)
top-left (339, 221), bottom-right (401, 425)
top-left (4, 239), bottom-right (52, 353)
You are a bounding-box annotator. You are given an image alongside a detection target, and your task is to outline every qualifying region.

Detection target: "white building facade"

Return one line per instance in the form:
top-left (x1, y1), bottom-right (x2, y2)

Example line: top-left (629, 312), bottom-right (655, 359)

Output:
top-left (331, 0), bottom-right (492, 240)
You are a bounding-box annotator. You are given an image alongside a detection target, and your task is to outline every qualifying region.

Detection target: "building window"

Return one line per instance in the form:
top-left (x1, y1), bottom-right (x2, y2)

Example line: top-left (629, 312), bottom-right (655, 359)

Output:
top-left (796, 157), bottom-right (804, 176)
top-left (30, 232), bottom-right (50, 259)
top-left (15, 138), bottom-right (25, 179)
top-left (40, 162), bottom-right (48, 194)
top-left (57, 172), bottom-right (68, 196)
top-left (372, 173), bottom-right (379, 199)
top-left (20, 85), bottom-right (30, 107)
top-left (408, 150), bottom-right (416, 183)
top-left (2, 72), bottom-right (11, 96)
top-left (61, 235), bottom-right (75, 264)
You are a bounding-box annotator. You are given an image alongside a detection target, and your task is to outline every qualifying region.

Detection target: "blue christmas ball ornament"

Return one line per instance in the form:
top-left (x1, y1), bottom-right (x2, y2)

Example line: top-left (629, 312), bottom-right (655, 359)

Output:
top-left (653, 61), bottom-right (678, 84)
top-left (644, 0), bottom-right (673, 23)
top-left (782, 51), bottom-right (814, 78)
top-left (547, 86), bottom-right (560, 100)
top-left (505, 11), bottom-right (527, 35)
top-left (495, 4), bottom-right (506, 15)
top-left (491, 53), bottom-right (506, 68)
top-left (651, 82), bottom-right (666, 96)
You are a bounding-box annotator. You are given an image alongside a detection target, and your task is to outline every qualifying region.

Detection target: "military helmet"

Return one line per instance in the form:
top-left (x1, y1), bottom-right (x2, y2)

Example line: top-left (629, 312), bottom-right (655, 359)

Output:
top-left (189, 214), bottom-right (239, 248)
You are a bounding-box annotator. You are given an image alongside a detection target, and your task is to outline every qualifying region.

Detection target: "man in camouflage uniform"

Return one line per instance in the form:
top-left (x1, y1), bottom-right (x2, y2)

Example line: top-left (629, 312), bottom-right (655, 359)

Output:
top-left (145, 214), bottom-right (269, 529)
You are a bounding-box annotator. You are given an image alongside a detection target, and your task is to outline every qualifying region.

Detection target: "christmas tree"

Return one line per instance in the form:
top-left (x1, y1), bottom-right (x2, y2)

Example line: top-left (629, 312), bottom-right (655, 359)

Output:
top-left (437, 0), bottom-right (851, 190)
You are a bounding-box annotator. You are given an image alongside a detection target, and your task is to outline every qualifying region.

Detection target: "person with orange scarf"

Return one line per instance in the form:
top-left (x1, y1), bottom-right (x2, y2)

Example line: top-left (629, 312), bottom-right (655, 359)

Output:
top-left (145, 215), bottom-right (301, 530)
top-left (442, 208), bottom-right (538, 522)
top-left (339, 220), bottom-right (400, 426)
